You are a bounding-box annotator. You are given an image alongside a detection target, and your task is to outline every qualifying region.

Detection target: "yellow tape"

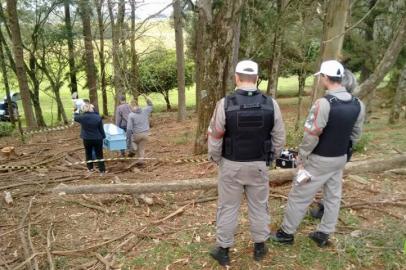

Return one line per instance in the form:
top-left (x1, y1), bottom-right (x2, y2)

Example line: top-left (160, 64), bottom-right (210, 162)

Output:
top-left (0, 157), bottom-right (210, 171)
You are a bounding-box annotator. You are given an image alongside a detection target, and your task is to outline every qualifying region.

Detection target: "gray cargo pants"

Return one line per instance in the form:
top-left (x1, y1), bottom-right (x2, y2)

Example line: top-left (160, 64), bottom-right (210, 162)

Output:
top-left (281, 154), bottom-right (347, 235)
top-left (216, 158), bottom-right (270, 248)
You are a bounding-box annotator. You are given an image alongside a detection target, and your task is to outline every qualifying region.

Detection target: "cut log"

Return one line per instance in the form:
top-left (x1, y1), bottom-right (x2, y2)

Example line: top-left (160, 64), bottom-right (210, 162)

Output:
top-left (52, 154), bottom-right (406, 195)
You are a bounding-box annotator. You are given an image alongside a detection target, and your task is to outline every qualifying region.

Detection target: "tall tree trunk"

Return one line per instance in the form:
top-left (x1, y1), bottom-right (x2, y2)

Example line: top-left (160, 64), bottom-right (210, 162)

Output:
top-left (6, 0), bottom-right (37, 128)
top-left (311, 0), bottom-right (350, 102)
top-left (79, 0), bottom-right (99, 111)
top-left (64, 0), bottom-right (78, 95)
top-left (173, 0), bottom-right (186, 121)
top-left (54, 87), bottom-right (68, 124)
top-left (226, 12), bottom-right (241, 91)
top-left (194, 0), bottom-right (245, 154)
top-left (107, 0), bottom-right (125, 111)
top-left (27, 51), bottom-right (47, 127)
top-left (389, 64), bottom-right (406, 124)
top-left (95, 0), bottom-right (108, 116)
top-left (354, 15), bottom-right (406, 99)
top-left (30, 89), bottom-right (46, 127)
top-left (194, 9), bottom-right (205, 112)
top-left (0, 40), bottom-right (15, 126)
top-left (129, 0), bottom-right (139, 101)
top-left (295, 71), bottom-right (306, 131)
top-left (266, 0), bottom-right (288, 97)
top-left (359, 0), bottom-right (378, 83)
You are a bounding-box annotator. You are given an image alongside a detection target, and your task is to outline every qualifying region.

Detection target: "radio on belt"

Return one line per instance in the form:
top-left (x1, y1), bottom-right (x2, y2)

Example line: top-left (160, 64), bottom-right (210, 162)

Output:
top-left (275, 149), bottom-right (298, 169)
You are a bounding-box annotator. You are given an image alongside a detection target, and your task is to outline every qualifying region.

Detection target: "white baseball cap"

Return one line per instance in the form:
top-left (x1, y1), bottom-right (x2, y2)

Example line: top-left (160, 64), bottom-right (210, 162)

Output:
top-left (235, 60), bottom-right (258, 75)
top-left (314, 60), bottom-right (344, 77)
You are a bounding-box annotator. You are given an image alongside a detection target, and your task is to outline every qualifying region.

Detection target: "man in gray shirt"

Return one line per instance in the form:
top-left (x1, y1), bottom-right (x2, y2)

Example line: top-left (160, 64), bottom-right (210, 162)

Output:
top-left (126, 95), bottom-right (153, 163)
top-left (271, 60), bottom-right (365, 247)
top-left (115, 95), bottom-right (132, 132)
top-left (208, 60), bottom-right (286, 266)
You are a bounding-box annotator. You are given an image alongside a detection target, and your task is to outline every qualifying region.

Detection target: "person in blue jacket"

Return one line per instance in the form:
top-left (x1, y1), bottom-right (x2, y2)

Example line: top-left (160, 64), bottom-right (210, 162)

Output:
top-left (74, 103), bottom-right (106, 175)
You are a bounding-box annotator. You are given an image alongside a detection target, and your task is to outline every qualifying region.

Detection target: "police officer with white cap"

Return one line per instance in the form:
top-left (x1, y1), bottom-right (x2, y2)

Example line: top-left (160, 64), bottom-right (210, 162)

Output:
top-left (208, 60), bottom-right (286, 266)
top-left (271, 60), bottom-right (365, 247)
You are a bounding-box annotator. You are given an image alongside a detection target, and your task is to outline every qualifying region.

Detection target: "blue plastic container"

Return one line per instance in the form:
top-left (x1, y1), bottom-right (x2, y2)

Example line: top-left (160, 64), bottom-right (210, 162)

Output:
top-left (103, 124), bottom-right (127, 151)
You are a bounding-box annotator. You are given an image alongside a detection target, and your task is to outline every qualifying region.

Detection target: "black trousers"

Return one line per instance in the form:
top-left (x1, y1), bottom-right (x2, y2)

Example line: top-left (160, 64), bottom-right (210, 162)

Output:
top-left (83, 139), bottom-right (105, 172)
top-left (120, 126), bottom-right (127, 156)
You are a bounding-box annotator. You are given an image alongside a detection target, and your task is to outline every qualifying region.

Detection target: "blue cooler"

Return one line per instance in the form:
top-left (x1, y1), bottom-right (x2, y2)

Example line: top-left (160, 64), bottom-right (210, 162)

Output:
top-left (103, 124), bottom-right (127, 151)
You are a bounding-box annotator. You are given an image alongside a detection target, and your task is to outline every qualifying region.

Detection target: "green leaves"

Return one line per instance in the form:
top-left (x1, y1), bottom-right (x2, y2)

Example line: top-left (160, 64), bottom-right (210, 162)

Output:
top-left (138, 47), bottom-right (194, 95)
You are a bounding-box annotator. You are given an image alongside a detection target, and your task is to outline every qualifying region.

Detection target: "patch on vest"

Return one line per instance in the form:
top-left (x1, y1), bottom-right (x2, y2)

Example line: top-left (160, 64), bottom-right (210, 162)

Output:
top-left (237, 113), bottom-right (264, 128)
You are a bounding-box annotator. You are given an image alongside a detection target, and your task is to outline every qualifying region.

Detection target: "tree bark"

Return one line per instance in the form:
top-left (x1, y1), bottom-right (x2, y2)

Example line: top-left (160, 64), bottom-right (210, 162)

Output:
top-left (354, 15), bottom-right (406, 99)
top-left (53, 154), bottom-right (406, 195)
top-left (173, 0), bottom-right (187, 121)
top-left (359, 0), bottom-right (379, 83)
top-left (129, 0), bottom-right (139, 101)
top-left (64, 0), bottom-right (78, 95)
top-left (79, 0), bottom-right (99, 111)
top-left (295, 71), bottom-right (306, 130)
top-left (6, 0), bottom-right (37, 128)
top-left (194, 8), bottom-right (206, 112)
top-left (227, 12), bottom-right (241, 91)
top-left (194, 0), bottom-right (245, 154)
top-left (389, 64), bottom-right (406, 124)
top-left (311, 0), bottom-right (350, 102)
top-left (95, 0), bottom-right (108, 116)
top-left (107, 0), bottom-right (125, 115)
top-left (27, 46), bottom-right (46, 127)
top-left (163, 92), bottom-right (172, 111)
top-left (266, 0), bottom-right (288, 97)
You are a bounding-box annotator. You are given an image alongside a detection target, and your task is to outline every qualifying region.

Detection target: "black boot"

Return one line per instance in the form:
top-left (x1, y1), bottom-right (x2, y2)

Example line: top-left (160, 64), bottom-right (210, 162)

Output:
top-left (309, 201), bottom-right (324, 219)
top-left (309, 231), bottom-right (330, 247)
top-left (269, 229), bottom-right (294, 245)
top-left (209, 246), bottom-right (230, 266)
top-left (253, 242), bottom-right (268, 261)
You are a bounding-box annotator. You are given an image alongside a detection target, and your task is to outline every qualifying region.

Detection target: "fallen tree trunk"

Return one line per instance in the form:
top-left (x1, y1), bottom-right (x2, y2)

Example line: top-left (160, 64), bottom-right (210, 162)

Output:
top-left (53, 154), bottom-right (406, 195)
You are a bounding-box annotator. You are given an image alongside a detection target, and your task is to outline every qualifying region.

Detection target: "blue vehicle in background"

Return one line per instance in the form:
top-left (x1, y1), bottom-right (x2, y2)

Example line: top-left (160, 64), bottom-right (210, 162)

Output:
top-left (0, 92), bottom-right (20, 122)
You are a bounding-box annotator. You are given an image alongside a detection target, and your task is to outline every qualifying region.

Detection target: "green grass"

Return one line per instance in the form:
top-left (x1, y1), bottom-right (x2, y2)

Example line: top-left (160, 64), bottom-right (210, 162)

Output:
top-left (0, 74), bottom-right (313, 127)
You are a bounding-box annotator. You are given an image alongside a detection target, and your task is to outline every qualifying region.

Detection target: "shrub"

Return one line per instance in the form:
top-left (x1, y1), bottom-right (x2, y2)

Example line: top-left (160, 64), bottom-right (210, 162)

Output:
top-left (139, 47), bottom-right (194, 110)
top-left (0, 122), bottom-right (14, 137)
top-left (353, 133), bottom-right (372, 153)
top-left (286, 126), bottom-right (304, 149)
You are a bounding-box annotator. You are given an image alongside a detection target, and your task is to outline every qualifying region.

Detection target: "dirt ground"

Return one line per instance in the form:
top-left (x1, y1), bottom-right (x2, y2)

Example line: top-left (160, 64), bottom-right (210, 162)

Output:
top-left (0, 102), bottom-right (405, 270)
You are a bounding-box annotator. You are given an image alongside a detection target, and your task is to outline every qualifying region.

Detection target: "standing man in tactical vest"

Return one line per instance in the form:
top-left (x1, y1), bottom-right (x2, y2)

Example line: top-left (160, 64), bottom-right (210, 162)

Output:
top-left (271, 60), bottom-right (365, 247)
top-left (208, 60), bottom-right (286, 266)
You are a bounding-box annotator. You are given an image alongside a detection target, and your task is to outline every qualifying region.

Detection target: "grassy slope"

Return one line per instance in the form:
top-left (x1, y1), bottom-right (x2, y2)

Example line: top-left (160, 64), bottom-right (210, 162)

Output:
top-left (0, 19), bottom-right (315, 126)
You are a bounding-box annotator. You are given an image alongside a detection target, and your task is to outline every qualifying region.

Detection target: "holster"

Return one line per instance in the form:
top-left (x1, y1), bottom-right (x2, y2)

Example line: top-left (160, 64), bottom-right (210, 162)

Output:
top-left (347, 140), bottom-right (353, 162)
top-left (264, 140), bottom-right (273, 166)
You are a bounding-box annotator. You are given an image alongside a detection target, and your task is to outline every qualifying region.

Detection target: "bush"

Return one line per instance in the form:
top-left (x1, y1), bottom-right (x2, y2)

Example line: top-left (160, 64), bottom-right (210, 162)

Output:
top-left (139, 47), bottom-right (194, 110)
top-left (353, 133), bottom-right (372, 153)
top-left (286, 126), bottom-right (304, 149)
top-left (0, 122), bottom-right (14, 137)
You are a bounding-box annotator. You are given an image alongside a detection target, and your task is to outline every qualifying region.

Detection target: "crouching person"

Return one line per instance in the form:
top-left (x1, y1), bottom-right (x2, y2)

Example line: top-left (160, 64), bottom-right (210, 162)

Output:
top-left (126, 95), bottom-right (153, 165)
top-left (74, 103), bottom-right (106, 176)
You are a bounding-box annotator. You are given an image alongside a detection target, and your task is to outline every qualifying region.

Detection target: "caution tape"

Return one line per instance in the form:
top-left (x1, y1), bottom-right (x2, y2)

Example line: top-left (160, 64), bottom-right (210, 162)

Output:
top-left (0, 157), bottom-right (210, 171)
top-left (0, 164), bottom-right (47, 171)
top-left (23, 122), bottom-right (75, 135)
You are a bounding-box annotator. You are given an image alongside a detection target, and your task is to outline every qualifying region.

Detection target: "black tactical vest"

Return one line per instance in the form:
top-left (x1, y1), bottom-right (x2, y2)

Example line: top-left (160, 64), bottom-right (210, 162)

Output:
top-left (222, 90), bottom-right (274, 163)
top-left (312, 94), bottom-right (361, 157)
